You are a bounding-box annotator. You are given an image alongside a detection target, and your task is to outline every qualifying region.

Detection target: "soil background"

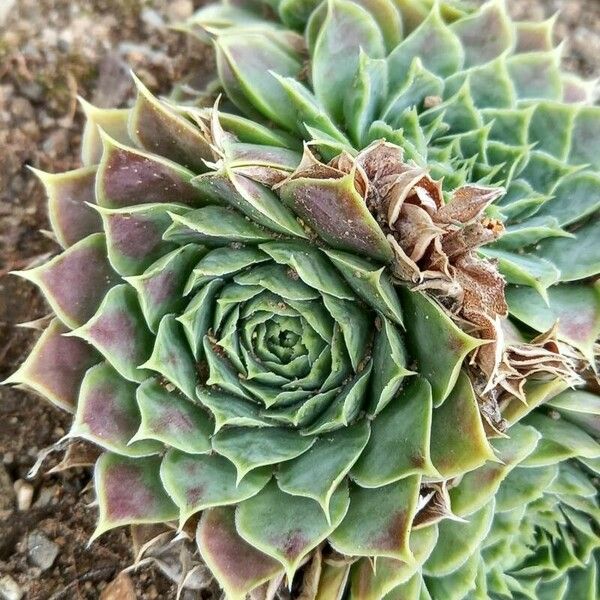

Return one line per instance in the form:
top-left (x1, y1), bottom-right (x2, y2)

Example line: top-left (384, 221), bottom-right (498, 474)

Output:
top-left (0, 1), bottom-right (599, 598)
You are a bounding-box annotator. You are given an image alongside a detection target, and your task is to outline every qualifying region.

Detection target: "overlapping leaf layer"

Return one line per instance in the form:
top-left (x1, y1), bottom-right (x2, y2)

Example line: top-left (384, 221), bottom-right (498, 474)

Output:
top-left (5, 0), bottom-right (600, 599)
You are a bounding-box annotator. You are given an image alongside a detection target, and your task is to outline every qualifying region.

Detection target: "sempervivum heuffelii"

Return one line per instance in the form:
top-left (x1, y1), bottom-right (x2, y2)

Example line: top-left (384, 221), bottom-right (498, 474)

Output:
top-left (5, 0), bottom-right (600, 599)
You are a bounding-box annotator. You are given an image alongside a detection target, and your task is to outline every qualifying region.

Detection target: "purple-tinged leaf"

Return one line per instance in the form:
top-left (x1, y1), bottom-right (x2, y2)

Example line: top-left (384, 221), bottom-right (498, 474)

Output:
top-left (516, 17), bottom-right (557, 53)
top-left (3, 318), bottom-right (97, 412)
top-left (31, 166), bottom-right (101, 248)
top-left (14, 233), bottom-right (118, 329)
top-left (329, 477), bottom-right (420, 560)
top-left (141, 315), bottom-right (197, 399)
top-left (129, 74), bottom-right (213, 172)
top-left (133, 378), bottom-right (212, 454)
top-left (126, 245), bottom-right (205, 332)
top-left (197, 507), bottom-right (283, 600)
top-left (69, 284), bottom-right (153, 383)
top-left (278, 171), bottom-right (393, 263)
top-left (429, 371), bottom-right (496, 479)
top-left (96, 132), bottom-right (205, 208)
top-left (161, 450), bottom-right (270, 526)
top-left (236, 480), bottom-right (350, 580)
top-left (98, 203), bottom-right (188, 277)
top-left (93, 453), bottom-right (178, 540)
top-left (71, 362), bottom-right (161, 457)
top-left (80, 98), bottom-right (132, 166)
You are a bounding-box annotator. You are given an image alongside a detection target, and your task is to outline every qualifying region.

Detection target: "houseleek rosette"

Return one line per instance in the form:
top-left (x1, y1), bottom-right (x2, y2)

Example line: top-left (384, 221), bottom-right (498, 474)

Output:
top-left (4, 0), bottom-right (600, 599)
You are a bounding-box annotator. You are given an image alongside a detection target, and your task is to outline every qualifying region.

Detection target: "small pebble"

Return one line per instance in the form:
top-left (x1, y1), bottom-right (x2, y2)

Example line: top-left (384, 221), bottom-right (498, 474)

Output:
top-left (13, 480), bottom-right (33, 511)
top-left (0, 575), bottom-right (23, 600)
top-left (99, 572), bottom-right (136, 600)
top-left (27, 532), bottom-right (59, 571)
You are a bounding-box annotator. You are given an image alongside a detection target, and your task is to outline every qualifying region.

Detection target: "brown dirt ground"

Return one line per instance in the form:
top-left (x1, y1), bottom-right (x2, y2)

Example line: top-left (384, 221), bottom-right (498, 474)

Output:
top-left (0, 0), bottom-right (599, 598)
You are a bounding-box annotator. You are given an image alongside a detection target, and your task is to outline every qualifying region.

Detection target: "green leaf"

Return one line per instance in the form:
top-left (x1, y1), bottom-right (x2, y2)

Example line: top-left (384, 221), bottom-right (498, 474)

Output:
top-left (494, 465), bottom-right (558, 512)
top-left (178, 279), bottom-right (224, 359)
top-left (164, 206), bottom-right (274, 246)
top-left (192, 170), bottom-right (308, 239)
top-left (400, 288), bottom-right (484, 405)
top-left (388, 5), bottom-right (463, 87)
top-left (450, 0), bottom-right (514, 68)
top-left (368, 316), bottom-right (413, 416)
top-left (430, 371), bottom-right (496, 479)
top-left (300, 363), bottom-right (372, 435)
top-left (277, 420), bottom-right (370, 519)
top-left (534, 171), bottom-right (600, 227)
top-left (506, 283), bottom-right (600, 363)
top-left (196, 386), bottom-right (275, 432)
top-left (345, 52), bottom-right (388, 147)
top-left (536, 218), bottom-right (600, 282)
top-left (352, 377), bottom-right (437, 486)
top-left (450, 424), bottom-right (541, 518)
top-left (141, 315), bottom-right (197, 400)
top-left (480, 247), bottom-right (560, 302)
top-left (98, 203), bottom-right (188, 277)
top-left (329, 476), bottom-right (421, 560)
top-left (212, 427), bottom-right (315, 482)
top-left (160, 450), bottom-right (270, 525)
top-left (126, 245), bottom-right (204, 333)
top-left (321, 294), bottom-right (371, 371)
top-left (260, 241), bottom-right (354, 300)
top-left (569, 106), bottom-right (600, 169)
top-left (349, 527), bottom-right (438, 600)
top-left (278, 171), bottom-right (394, 263)
top-left (324, 249), bottom-right (404, 325)
top-left (236, 480), bottom-right (350, 579)
top-left (424, 501), bottom-right (494, 577)
top-left (312, 0), bottom-right (385, 122)
top-left (215, 32), bottom-right (302, 129)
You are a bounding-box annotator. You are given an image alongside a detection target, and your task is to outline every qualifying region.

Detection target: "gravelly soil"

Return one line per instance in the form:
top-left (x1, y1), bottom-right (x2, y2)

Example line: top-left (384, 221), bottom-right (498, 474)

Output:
top-left (0, 1), bottom-right (599, 598)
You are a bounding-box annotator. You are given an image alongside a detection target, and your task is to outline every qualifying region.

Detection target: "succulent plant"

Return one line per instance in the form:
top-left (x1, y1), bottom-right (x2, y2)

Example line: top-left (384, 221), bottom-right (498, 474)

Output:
top-left (5, 0), bottom-right (600, 598)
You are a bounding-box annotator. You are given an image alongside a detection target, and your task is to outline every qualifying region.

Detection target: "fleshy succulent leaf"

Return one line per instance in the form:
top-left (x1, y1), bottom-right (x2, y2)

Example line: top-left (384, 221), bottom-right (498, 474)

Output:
top-left (160, 450), bottom-right (271, 525)
top-left (93, 453), bottom-right (178, 539)
top-left (197, 507), bottom-right (283, 600)
top-left (236, 480), bottom-right (350, 580)
top-left (14, 233), bottom-right (118, 329)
